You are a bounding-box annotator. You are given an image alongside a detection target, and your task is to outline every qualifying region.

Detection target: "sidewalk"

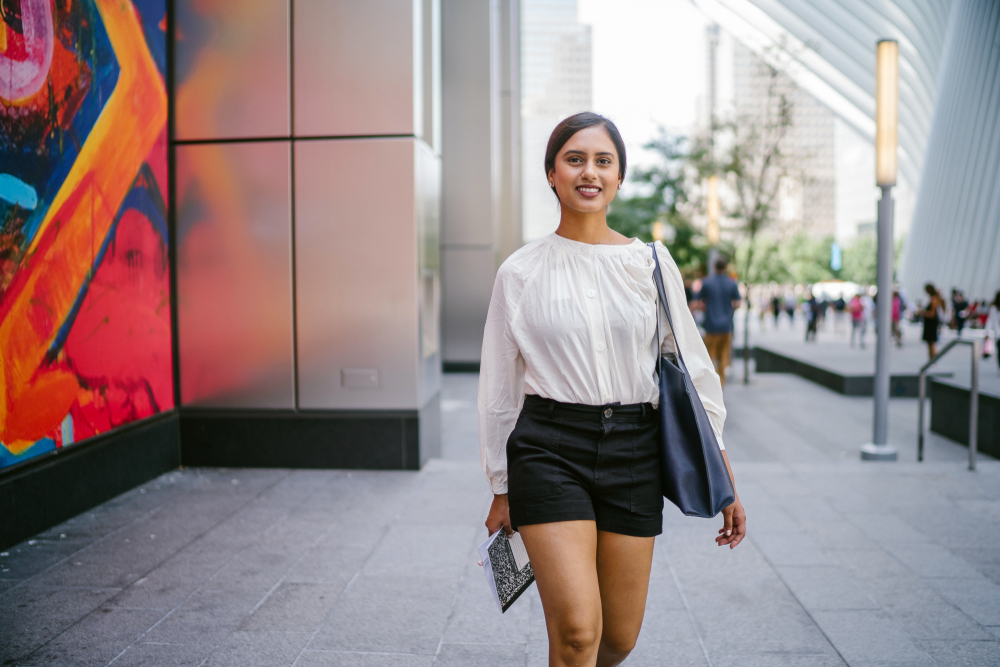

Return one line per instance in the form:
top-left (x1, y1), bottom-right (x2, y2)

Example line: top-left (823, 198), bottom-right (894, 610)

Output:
top-left (1, 373), bottom-right (998, 666)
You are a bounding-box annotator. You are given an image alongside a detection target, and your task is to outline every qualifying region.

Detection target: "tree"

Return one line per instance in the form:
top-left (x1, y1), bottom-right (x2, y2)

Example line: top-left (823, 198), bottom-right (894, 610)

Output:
top-left (607, 133), bottom-right (711, 279)
top-left (694, 61), bottom-right (797, 383)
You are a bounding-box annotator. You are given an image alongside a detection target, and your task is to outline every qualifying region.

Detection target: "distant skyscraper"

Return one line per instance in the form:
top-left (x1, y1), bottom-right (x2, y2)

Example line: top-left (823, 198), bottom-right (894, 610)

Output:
top-left (521, 0), bottom-right (593, 242)
top-left (731, 42), bottom-right (836, 239)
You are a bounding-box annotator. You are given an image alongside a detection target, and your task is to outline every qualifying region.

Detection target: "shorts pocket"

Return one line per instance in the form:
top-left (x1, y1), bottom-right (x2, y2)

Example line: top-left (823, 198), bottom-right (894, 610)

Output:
top-left (507, 413), bottom-right (564, 500)
top-left (630, 422), bottom-right (664, 513)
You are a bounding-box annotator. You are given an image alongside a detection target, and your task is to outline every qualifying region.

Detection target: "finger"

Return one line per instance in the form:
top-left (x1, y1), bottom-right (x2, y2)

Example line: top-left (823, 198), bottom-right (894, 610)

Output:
top-left (723, 514), bottom-right (734, 538)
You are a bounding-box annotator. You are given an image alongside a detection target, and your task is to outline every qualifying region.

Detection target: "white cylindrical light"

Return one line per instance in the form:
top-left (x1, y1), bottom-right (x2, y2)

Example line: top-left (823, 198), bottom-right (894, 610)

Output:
top-left (875, 40), bottom-right (899, 187)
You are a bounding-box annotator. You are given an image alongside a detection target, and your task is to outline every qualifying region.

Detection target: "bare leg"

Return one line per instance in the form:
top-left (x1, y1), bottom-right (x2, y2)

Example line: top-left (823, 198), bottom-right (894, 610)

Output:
top-left (520, 521), bottom-right (602, 666)
top-left (519, 522), bottom-right (655, 667)
top-left (594, 531), bottom-right (655, 667)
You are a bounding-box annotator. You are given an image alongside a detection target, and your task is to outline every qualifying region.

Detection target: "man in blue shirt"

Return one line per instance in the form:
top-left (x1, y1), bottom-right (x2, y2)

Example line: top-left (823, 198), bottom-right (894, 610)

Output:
top-left (694, 257), bottom-right (742, 386)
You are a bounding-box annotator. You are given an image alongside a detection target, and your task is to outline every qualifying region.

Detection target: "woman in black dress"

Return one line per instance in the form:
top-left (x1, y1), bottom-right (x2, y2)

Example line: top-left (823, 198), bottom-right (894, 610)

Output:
top-left (918, 283), bottom-right (945, 359)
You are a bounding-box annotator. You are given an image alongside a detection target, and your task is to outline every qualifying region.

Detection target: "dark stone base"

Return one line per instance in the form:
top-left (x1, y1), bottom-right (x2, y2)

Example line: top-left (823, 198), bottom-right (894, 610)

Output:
top-left (930, 379), bottom-right (999, 459)
top-left (0, 414), bottom-right (180, 550)
top-left (180, 394), bottom-right (442, 471)
top-left (443, 361), bottom-right (480, 373)
top-left (754, 346), bottom-right (924, 397)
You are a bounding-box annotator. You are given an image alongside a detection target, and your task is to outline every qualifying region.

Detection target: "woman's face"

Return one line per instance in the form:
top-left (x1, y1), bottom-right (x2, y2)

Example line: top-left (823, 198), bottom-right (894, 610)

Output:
top-left (548, 125), bottom-right (621, 214)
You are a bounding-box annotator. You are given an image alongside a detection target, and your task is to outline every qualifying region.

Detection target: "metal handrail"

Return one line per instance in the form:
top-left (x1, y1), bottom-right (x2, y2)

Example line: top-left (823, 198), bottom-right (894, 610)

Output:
top-left (917, 337), bottom-right (982, 470)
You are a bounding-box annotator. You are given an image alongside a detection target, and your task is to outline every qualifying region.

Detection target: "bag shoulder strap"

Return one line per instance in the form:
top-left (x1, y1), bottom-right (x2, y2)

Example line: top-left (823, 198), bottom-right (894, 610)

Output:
top-left (647, 242), bottom-right (687, 367)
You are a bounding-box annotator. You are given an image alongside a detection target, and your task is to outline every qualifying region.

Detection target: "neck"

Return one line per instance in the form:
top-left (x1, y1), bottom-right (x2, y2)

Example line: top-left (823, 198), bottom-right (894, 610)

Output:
top-left (554, 207), bottom-right (610, 244)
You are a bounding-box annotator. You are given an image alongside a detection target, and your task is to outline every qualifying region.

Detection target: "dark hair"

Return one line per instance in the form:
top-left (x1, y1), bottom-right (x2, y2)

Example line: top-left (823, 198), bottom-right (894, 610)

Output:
top-left (993, 291), bottom-right (1000, 309)
top-left (544, 112), bottom-right (626, 200)
top-left (714, 257), bottom-right (729, 272)
top-left (924, 283), bottom-right (938, 298)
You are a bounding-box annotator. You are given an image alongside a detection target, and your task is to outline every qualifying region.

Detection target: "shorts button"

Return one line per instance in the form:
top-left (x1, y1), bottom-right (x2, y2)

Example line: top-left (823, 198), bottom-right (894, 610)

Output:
top-left (603, 408), bottom-right (613, 418)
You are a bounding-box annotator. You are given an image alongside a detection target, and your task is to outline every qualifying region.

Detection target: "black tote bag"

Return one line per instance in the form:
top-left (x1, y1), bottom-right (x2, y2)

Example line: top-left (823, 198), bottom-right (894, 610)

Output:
top-left (648, 243), bottom-right (735, 518)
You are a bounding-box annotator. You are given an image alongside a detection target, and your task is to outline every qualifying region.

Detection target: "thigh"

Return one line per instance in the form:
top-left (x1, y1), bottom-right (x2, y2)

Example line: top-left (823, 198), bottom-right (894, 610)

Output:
top-left (596, 531), bottom-right (655, 647)
top-left (519, 521), bottom-right (603, 640)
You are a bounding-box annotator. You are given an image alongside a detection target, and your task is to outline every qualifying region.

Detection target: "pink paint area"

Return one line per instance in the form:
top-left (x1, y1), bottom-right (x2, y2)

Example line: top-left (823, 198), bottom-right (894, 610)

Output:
top-left (58, 206), bottom-right (174, 443)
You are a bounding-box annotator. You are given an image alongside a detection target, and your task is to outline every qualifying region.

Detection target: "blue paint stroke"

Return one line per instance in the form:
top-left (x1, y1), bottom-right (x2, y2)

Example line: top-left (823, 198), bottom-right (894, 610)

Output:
top-left (0, 438), bottom-right (56, 469)
top-left (0, 174), bottom-right (38, 210)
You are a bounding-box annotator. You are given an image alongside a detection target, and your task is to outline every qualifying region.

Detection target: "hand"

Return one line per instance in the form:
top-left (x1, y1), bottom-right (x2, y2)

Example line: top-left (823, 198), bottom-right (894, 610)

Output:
top-left (486, 494), bottom-right (514, 537)
top-left (716, 495), bottom-right (746, 549)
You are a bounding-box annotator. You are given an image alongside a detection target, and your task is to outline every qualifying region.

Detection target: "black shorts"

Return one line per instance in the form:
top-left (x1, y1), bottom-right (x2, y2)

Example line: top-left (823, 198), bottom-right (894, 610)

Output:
top-left (506, 395), bottom-right (664, 538)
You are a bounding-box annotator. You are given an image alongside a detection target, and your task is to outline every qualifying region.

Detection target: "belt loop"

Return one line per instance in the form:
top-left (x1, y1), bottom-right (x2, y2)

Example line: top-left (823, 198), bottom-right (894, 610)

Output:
top-left (547, 399), bottom-right (555, 417)
top-left (641, 403), bottom-right (647, 419)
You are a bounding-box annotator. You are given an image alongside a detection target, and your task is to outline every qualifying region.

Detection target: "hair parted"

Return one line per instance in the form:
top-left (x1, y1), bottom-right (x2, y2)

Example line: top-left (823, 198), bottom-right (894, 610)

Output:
top-left (544, 112), bottom-right (626, 200)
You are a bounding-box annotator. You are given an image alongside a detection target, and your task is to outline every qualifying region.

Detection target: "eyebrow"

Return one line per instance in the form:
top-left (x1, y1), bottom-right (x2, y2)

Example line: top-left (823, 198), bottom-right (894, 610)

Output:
top-left (564, 150), bottom-right (616, 157)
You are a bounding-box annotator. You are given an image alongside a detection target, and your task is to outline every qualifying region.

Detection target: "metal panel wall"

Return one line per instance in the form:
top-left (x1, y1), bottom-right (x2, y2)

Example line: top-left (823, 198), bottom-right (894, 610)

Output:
top-left (294, 0), bottom-right (417, 137)
top-left (176, 142), bottom-right (296, 408)
top-left (174, 0), bottom-right (291, 140)
top-left (900, 0), bottom-right (1000, 299)
top-left (295, 139), bottom-right (421, 409)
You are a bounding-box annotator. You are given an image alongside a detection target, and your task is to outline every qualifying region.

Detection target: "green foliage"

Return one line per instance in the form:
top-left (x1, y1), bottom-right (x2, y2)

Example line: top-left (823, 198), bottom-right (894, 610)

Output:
top-left (734, 233), bottom-right (835, 285)
top-left (838, 233), bottom-right (905, 286)
top-left (606, 132), bottom-right (710, 278)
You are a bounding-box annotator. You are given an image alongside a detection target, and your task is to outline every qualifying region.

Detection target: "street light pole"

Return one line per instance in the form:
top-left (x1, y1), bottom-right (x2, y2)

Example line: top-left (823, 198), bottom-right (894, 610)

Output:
top-left (862, 39), bottom-right (899, 462)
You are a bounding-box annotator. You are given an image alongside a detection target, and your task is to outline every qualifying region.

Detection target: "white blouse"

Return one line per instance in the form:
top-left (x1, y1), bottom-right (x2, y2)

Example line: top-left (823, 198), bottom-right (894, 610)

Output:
top-left (478, 233), bottom-right (727, 495)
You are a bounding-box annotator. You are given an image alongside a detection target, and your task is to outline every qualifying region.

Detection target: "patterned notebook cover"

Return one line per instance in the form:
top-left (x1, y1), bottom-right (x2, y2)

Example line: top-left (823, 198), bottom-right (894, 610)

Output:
top-left (478, 530), bottom-right (535, 613)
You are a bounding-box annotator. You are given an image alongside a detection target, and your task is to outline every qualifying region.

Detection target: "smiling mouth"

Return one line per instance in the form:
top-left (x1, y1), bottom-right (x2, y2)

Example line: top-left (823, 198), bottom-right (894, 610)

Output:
top-left (577, 186), bottom-right (601, 196)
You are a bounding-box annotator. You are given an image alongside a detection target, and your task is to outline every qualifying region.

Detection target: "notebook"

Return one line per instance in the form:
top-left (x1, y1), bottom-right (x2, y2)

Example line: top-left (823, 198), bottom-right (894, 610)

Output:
top-left (478, 530), bottom-right (534, 613)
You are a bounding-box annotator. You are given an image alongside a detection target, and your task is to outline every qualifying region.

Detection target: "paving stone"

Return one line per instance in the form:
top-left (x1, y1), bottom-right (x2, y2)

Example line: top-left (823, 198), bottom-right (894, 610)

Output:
top-left (915, 639), bottom-right (1000, 667)
top-left (924, 576), bottom-right (1000, 626)
top-left (22, 607), bottom-right (165, 667)
top-left (361, 524), bottom-right (477, 578)
top-left (240, 583), bottom-right (347, 632)
top-left (142, 589), bottom-right (261, 646)
top-left (434, 642), bottom-right (526, 666)
top-left (201, 631), bottom-right (312, 666)
top-left (111, 641), bottom-right (212, 667)
top-left (775, 566), bottom-right (879, 611)
top-left (441, 562), bottom-right (532, 644)
top-left (295, 652), bottom-right (435, 667)
top-left (0, 585), bottom-right (121, 663)
top-left (810, 610), bottom-right (937, 666)
top-left (309, 575), bottom-right (459, 655)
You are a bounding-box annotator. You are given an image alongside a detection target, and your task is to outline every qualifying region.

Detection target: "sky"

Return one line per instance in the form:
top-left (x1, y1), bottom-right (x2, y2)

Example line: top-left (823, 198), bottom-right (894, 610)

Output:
top-left (577, 0), bottom-right (711, 173)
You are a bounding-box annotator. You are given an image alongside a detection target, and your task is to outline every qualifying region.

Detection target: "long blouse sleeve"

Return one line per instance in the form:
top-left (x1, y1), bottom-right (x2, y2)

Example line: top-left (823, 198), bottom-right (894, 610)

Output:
top-left (478, 265), bottom-right (526, 495)
top-left (654, 242), bottom-right (728, 449)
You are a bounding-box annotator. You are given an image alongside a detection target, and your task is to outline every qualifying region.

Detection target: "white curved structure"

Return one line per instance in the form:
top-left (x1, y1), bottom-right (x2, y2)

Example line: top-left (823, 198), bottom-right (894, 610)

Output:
top-left (899, 0), bottom-right (1000, 299)
top-left (691, 0), bottom-right (952, 190)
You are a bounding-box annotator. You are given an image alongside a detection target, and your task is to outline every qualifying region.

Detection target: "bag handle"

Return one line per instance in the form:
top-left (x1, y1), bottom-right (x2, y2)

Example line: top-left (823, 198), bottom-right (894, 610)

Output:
top-left (648, 242), bottom-right (687, 368)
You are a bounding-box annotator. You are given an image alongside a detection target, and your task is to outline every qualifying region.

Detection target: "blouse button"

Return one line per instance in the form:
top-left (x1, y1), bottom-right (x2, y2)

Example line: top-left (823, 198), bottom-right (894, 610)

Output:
top-left (596, 342), bottom-right (606, 352)
top-left (587, 289), bottom-right (597, 298)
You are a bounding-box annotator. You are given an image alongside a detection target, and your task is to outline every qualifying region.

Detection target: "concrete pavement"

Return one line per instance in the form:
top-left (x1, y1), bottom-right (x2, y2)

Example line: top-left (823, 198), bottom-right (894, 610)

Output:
top-left (1, 372), bottom-right (998, 666)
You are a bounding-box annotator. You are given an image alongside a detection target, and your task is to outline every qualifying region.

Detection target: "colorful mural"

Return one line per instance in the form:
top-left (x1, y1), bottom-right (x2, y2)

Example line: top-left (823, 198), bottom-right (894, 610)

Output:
top-left (0, 0), bottom-right (172, 469)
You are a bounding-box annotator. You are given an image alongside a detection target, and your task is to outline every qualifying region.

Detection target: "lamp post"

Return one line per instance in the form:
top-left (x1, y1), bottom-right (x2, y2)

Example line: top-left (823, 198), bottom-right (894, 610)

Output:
top-left (861, 39), bottom-right (899, 462)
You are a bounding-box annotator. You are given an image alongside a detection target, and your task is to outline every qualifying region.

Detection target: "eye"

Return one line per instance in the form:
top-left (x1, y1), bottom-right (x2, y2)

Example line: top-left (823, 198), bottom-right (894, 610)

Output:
top-left (567, 156), bottom-right (583, 163)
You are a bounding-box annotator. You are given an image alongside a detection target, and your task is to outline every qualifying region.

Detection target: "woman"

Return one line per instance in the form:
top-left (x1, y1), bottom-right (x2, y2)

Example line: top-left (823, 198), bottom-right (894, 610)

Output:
top-left (479, 113), bottom-right (746, 667)
top-left (918, 283), bottom-right (946, 359)
top-left (987, 292), bottom-right (1000, 373)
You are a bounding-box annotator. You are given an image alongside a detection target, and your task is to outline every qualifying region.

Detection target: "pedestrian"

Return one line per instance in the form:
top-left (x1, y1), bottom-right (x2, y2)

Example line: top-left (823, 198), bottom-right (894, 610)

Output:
top-left (849, 292), bottom-right (866, 348)
top-left (833, 295), bottom-right (846, 334)
top-left (917, 283), bottom-right (946, 359)
top-left (480, 112), bottom-right (745, 667)
top-left (771, 293), bottom-right (781, 328)
top-left (785, 290), bottom-right (796, 323)
top-left (805, 290), bottom-right (819, 342)
top-left (892, 290), bottom-right (903, 347)
top-left (951, 289), bottom-right (969, 336)
top-left (695, 257), bottom-right (741, 385)
top-left (986, 292), bottom-right (1000, 374)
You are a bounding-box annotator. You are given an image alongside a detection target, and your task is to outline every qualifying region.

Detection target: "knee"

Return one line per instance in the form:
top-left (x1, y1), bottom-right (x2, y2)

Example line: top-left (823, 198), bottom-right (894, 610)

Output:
top-left (555, 623), bottom-right (600, 659)
top-left (600, 632), bottom-right (638, 661)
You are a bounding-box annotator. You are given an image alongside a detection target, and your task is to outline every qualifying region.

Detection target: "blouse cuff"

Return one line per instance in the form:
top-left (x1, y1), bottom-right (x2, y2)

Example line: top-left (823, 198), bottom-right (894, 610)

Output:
top-left (489, 476), bottom-right (508, 495)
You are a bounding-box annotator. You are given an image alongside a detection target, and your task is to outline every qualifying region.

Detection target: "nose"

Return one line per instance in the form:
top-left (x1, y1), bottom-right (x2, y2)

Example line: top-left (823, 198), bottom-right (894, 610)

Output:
top-left (582, 158), bottom-right (598, 180)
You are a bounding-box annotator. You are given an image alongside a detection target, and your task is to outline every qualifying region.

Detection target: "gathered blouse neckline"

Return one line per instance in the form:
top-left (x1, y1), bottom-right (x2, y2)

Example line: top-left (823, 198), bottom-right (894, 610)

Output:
top-left (546, 232), bottom-right (646, 254)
